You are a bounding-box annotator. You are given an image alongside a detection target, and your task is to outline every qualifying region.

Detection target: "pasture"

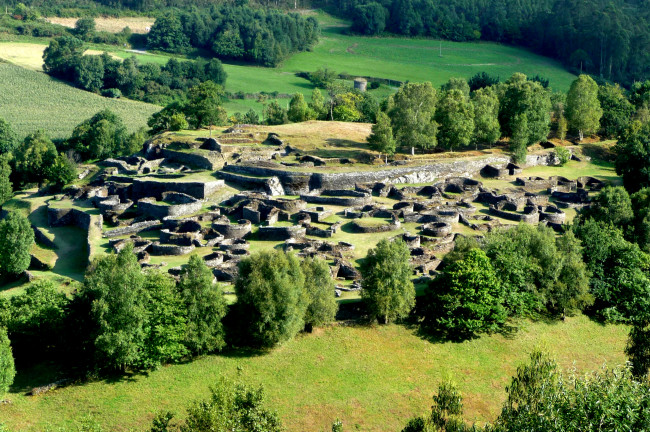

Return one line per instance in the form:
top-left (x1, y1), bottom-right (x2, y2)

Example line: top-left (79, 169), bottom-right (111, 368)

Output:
top-left (0, 316), bottom-right (627, 431)
top-left (0, 60), bottom-right (159, 139)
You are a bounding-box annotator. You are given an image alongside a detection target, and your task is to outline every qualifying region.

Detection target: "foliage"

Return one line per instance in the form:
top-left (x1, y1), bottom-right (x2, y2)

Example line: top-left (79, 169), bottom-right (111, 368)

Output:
top-left (360, 239), bottom-right (415, 324)
top-left (0, 118), bottom-right (18, 156)
top-left (493, 350), bottom-right (650, 431)
top-left (422, 249), bottom-right (506, 339)
top-left (402, 380), bottom-right (466, 432)
top-left (626, 318), bottom-right (650, 378)
top-left (598, 84), bottom-right (634, 138)
top-left (614, 121), bottom-right (650, 193)
top-left (48, 153), bottom-right (77, 188)
top-left (509, 113), bottom-right (528, 164)
top-left (367, 111), bottom-right (396, 161)
top-left (471, 87), bottom-right (500, 147)
top-left (566, 75), bottom-right (603, 140)
top-left (0, 327), bottom-right (15, 399)
top-left (185, 81), bottom-right (227, 130)
top-left (81, 244), bottom-right (147, 371)
top-left (309, 89), bottom-right (327, 120)
top-left (441, 78), bottom-right (470, 99)
top-left (581, 186), bottom-right (634, 226)
top-left (351, 2), bottom-right (388, 35)
top-left (482, 224), bottom-right (591, 317)
top-left (178, 255), bottom-right (226, 355)
top-left (153, 377), bottom-right (283, 432)
top-left (74, 17), bottom-right (96, 41)
top-left (13, 130), bottom-right (57, 185)
top-left (468, 72), bottom-right (500, 92)
top-left (0, 211), bottom-right (34, 277)
top-left (388, 82), bottom-right (438, 152)
top-left (436, 89), bottom-right (475, 150)
top-left (309, 67), bottom-right (338, 89)
top-left (68, 109), bottom-right (129, 160)
top-left (264, 101), bottom-right (289, 126)
top-left (557, 114), bottom-right (568, 141)
top-left (332, 92), bottom-right (363, 122)
top-left (499, 73), bottom-right (551, 145)
top-left (301, 257), bottom-right (338, 330)
top-left (148, 5), bottom-right (319, 67)
top-left (234, 250), bottom-right (308, 348)
top-left (554, 146), bottom-right (570, 165)
top-left (287, 93), bottom-right (311, 123)
top-left (148, 102), bottom-right (188, 134)
top-left (0, 156), bottom-right (12, 207)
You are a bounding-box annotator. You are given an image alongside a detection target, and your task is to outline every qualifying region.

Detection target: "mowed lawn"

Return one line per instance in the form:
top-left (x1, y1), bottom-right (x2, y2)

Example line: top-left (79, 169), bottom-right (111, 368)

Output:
top-left (0, 315), bottom-right (627, 432)
top-left (0, 60), bottom-right (159, 139)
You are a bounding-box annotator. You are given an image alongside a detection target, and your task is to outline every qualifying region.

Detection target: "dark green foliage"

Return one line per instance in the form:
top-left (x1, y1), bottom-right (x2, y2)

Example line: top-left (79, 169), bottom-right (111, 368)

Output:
top-left (0, 118), bottom-right (18, 156)
top-left (75, 54), bottom-right (105, 93)
top-left (472, 87), bottom-right (500, 147)
top-left (509, 113), bottom-right (528, 164)
top-left (234, 250), bottom-right (308, 347)
top-left (614, 121), bottom-right (650, 193)
top-left (42, 36), bottom-right (84, 80)
top-left (566, 74), bottom-right (602, 141)
top-left (482, 224), bottom-right (591, 317)
top-left (74, 17), bottom-right (95, 41)
top-left (441, 78), bottom-right (470, 99)
top-left (0, 212), bottom-right (34, 277)
top-left (0, 280), bottom-right (69, 362)
top-left (155, 377), bottom-right (283, 432)
top-left (142, 271), bottom-right (188, 368)
top-left (402, 381), bottom-right (467, 432)
top-left (148, 5), bottom-right (319, 67)
top-left (351, 2), bottom-right (388, 35)
top-left (309, 67), bottom-right (337, 89)
top-left (242, 109), bottom-right (260, 125)
top-left (598, 84), bottom-right (634, 138)
top-left (48, 153), bottom-right (77, 188)
top-left (301, 257), bottom-right (338, 330)
top-left (554, 146), bottom-right (570, 165)
top-left (360, 239), bottom-right (415, 324)
top-left (468, 72), bottom-right (500, 92)
top-left (574, 219), bottom-right (650, 322)
top-left (178, 255), bottom-right (226, 355)
top-left (68, 109), bottom-right (129, 160)
top-left (13, 130), bottom-right (57, 185)
top-left (264, 101), bottom-right (289, 126)
top-left (581, 186), bottom-right (634, 226)
top-left (146, 13), bottom-right (189, 53)
top-left (185, 81), bottom-right (227, 130)
top-left (0, 327), bottom-right (15, 399)
top-left (499, 73), bottom-right (551, 145)
top-left (423, 249), bottom-right (506, 339)
top-left (81, 244), bottom-right (147, 371)
top-left (148, 102), bottom-right (188, 134)
top-left (626, 318), bottom-right (650, 378)
top-left (0, 156), bottom-right (12, 207)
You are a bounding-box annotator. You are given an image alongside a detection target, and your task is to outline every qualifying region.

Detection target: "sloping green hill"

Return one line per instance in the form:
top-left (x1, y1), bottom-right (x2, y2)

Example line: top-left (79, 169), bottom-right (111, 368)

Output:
top-left (0, 61), bottom-right (159, 139)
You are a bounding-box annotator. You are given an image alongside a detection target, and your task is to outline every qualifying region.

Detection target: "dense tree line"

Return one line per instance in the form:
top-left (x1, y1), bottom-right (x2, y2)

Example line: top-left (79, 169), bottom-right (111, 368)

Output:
top-left (337, 0), bottom-right (650, 86)
top-left (43, 35), bottom-right (227, 105)
top-left (146, 5), bottom-right (319, 66)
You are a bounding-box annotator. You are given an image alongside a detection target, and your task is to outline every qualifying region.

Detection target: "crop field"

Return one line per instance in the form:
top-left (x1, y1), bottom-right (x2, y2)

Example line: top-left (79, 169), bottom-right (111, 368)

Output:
top-left (0, 315), bottom-right (627, 432)
top-left (0, 60), bottom-right (159, 139)
top-left (46, 16), bottom-right (155, 34)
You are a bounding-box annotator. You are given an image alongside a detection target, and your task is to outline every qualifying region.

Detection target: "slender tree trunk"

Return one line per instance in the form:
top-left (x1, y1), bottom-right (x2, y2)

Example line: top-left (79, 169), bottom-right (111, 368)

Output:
top-left (579, 130), bottom-right (584, 141)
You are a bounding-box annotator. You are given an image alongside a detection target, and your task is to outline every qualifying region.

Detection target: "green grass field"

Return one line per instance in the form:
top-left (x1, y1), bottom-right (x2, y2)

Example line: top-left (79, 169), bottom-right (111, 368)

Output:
top-left (0, 60), bottom-right (159, 139)
top-left (0, 315), bottom-right (627, 432)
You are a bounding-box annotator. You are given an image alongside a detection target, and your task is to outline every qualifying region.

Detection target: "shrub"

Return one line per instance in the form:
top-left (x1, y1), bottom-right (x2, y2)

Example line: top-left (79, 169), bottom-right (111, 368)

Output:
top-left (555, 146), bottom-right (571, 165)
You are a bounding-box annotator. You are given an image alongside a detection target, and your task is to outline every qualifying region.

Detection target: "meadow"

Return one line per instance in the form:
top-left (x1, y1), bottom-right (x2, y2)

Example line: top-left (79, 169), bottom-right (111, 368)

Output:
top-left (0, 60), bottom-right (159, 139)
top-left (0, 315), bottom-right (627, 431)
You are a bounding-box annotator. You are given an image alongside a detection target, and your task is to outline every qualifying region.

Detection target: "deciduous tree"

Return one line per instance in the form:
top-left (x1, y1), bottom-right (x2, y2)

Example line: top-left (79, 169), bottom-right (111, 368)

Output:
top-left (0, 212), bottom-right (34, 277)
top-left (436, 89), bottom-right (475, 150)
top-left (566, 74), bottom-right (603, 141)
top-left (367, 111), bottom-right (396, 163)
top-left (388, 82), bottom-right (438, 154)
top-left (301, 257), bottom-right (338, 331)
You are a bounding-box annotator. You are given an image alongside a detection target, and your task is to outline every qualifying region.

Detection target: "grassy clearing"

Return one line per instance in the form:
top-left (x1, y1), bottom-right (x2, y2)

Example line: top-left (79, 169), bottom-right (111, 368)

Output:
top-left (0, 61), bottom-right (159, 139)
top-left (0, 315), bottom-right (627, 432)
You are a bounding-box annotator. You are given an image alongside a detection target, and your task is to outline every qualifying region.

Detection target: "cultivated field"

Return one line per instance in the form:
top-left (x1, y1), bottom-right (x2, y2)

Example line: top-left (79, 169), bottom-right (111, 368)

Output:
top-left (46, 16), bottom-right (154, 34)
top-left (0, 61), bottom-right (159, 139)
top-left (0, 316), bottom-right (627, 431)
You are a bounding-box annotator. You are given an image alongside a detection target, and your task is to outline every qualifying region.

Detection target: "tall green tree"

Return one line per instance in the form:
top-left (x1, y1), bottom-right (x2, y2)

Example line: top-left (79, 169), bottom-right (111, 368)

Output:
top-left (81, 244), bottom-right (147, 371)
top-left (360, 239), bottom-right (415, 324)
top-left (146, 13), bottom-right (189, 53)
top-left (287, 93), bottom-right (311, 123)
top-left (367, 111), bottom-right (396, 163)
top-left (509, 113), bottom-right (529, 164)
top-left (441, 78), bottom-right (470, 98)
top-left (13, 131), bottom-right (57, 185)
top-left (0, 212), bottom-right (34, 278)
top-left (186, 81), bottom-right (227, 133)
top-left (301, 257), bottom-right (338, 331)
top-left (581, 186), bottom-right (634, 226)
top-left (69, 110), bottom-right (128, 160)
top-left (472, 87), bottom-right (501, 147)
top-left (615, 121), bottom-right (650, 193)
top-left (388, 82), bottom-right (438, 154)
top-left (0, 118), bottom-right (17, 156)
top-left (178, 255), bottom-right (226, 355)
top-left (142, 271), bottom-right (188, 368)
top-left (598, 84), bottom-right (634, 138)
top-left (499, 73), bottom-right (551, 145)
top-left (566, 75), bottom-right (603, 141)
top-left (234, 250), bottom-right (308, 347)
top-left (423, 248), bottom-right (506, 339)
top-left (74, 17), bottom-right (96, 41)
top-left (436, 89), bottom-right (475, 150)
top-left (309, 88), bottom-right (327, 120)
top-left (0, 327), bottom-right (15, 399)
top-left (264, 101), bottom-right (289, 126)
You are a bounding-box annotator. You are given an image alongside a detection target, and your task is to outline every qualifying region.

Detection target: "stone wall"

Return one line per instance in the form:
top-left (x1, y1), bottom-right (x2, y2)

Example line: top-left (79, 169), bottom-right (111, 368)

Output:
top-left (46, 205), bottom-right (103, 265)
top-left (103, 220), bottom-right (162, 238)
top-left (131, 178), bottom-right (224, 200)
top-left (223, 151), bottom-right (557, 194)
top-left (257, 225), bottom-right (306, 240)
top-left (138, 192), bottom-right (202, 219)
top-left (161, 148), bottom-right (225, 170)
